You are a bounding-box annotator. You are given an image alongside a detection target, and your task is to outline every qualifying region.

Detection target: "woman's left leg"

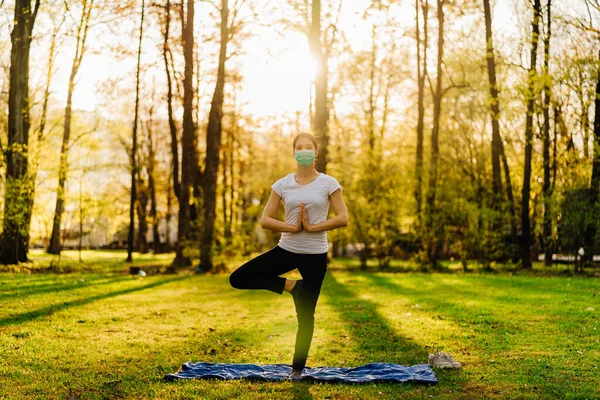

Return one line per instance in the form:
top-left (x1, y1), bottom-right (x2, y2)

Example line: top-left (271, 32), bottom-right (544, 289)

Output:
top-left (291, 252), bottom-right (328, 371)
top-left (229, 245), bottom-right (299, 294)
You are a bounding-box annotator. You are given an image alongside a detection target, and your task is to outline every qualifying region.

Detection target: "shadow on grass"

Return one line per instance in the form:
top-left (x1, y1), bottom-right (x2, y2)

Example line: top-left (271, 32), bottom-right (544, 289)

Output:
top-left (327, 258), bottom-right (466, 274)
top-left (0, 275), bottom-right (131, 302)
top-left (360, 273), bottom-right (524, 355)
top-left (0, 274), bottom-right (107, 293)
top-left (361, 272), bottom-right (580, 316)
top-left (321, 271), bottom-right (432, 368)
top-left (0, 276), bottom-right (189, 327)
top-left (361, 273), bottom-right (499, 323)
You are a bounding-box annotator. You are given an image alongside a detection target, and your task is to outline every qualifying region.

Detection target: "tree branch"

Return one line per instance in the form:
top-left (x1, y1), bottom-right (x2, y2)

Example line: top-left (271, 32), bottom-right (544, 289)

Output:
top-left (67, 119), bottom-right (101, 151)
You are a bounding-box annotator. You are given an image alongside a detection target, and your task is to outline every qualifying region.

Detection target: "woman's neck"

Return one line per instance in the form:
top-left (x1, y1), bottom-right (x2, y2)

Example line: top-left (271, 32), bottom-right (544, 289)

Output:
top-left (295, 167), bottom-right (319, 178)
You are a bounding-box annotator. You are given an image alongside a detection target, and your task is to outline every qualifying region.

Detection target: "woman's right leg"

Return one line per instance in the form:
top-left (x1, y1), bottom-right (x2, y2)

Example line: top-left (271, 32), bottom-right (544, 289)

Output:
top-left (229, 245), bottom-right (299, 295)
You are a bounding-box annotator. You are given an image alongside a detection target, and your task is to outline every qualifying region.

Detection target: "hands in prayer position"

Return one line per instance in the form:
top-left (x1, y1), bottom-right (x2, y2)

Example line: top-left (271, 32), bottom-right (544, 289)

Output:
top-left (292, 203), bottom-right (315, 233)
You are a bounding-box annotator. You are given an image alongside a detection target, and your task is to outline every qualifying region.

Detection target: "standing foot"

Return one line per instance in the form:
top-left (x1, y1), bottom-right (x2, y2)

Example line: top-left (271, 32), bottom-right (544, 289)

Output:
top-left (289, 368), bottom-right (303, 380)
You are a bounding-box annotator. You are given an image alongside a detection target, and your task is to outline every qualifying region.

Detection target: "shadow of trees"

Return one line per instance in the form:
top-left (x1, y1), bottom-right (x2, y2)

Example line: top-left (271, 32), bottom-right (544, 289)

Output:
top-left (0, 276), bottom-right (188, 326)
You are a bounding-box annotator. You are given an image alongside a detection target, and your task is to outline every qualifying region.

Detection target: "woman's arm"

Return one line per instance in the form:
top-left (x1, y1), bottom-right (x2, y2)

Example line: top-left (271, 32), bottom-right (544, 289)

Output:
top-left (302, 189), bottom-right (349, 233)
top-left (260, 190), bottom-right (302, 233)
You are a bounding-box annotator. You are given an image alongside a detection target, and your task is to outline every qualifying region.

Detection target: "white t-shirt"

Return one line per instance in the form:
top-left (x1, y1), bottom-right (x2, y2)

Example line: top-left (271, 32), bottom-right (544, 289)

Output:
top-left (270, 172), bottom-right (342, 254)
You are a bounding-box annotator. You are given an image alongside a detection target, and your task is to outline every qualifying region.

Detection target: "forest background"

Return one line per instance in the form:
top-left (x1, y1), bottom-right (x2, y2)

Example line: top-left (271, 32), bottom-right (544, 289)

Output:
top-left (1, 0), bottom-right (599, 274)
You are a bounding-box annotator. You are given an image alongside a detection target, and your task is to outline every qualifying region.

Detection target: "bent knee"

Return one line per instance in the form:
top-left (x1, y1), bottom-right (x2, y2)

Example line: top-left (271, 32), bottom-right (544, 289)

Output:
top-left (229, 271), bottom-right (243, 289)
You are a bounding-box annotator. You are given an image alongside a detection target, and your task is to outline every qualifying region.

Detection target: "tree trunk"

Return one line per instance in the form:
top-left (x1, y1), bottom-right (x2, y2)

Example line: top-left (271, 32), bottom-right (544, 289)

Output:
top-left (79, 175), bottom-right (84, 261)
top-left (26, 10), bottom-right (63, 257)
top-left (542, 0), bottom-right (553, 266)
top-left (415, 0), bottom-right (428, 229)
top-left (583, 48), bottom-right (600, 264)
top-left (499, 136), bottom-right (518, 256)
top-left (228, 123), bottom-right (235, 237)
top-left (310, 0), bottom-right (329, 173)
top-left (199, 0), bottom-right (229, 272)
top-left (223, 127), bottom-right (233, 241)
top-left (483, 0), bottom-right (517, 258)
top-left (222, 130), bottom-right (229, 242)
top-left (171, 0), bottom-right (198, 269)
top-left (1, 0), bottom-right (41, 265)
top-left (136, 176), bottom-right (149, 254)
top-left (424, 0), bottom-right (445, 267)
top-left (48, 0), bottom-right (94, 255)
top-left (483, 0), bottom-right (503, 210)
top-left (147, 104), bottom-right (160, 253)
top-left (166, 169), bottom-right (173, 251)
top-left (127, 0), bottom-right (145, 263)
top-left (520, 0), bottom-right (541, 269)
top-left (162, 0), bottom-right (180, 203)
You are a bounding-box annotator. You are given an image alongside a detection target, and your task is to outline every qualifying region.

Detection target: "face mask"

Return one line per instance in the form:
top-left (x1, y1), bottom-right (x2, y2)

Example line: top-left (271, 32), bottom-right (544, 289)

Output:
top-left (295, 150), bottom-right (315, 168)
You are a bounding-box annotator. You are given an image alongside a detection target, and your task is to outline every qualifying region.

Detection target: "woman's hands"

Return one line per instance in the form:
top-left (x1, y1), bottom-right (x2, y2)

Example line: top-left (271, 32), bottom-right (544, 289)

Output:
top-left (300, 204), bottom-right (314, 232)
top-left (290, 203), bottom-right (314, 233)
top-left (292, 203), bottom-right (304, 232)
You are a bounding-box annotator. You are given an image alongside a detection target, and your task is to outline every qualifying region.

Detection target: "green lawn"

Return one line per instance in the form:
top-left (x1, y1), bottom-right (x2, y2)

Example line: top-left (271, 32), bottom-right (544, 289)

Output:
top-left (0, 250), bottom-right (599, 399)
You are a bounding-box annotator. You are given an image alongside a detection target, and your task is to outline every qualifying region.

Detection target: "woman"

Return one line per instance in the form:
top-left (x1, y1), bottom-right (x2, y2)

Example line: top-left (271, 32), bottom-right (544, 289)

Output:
top-left (229, 132), bottom-right (349, 380)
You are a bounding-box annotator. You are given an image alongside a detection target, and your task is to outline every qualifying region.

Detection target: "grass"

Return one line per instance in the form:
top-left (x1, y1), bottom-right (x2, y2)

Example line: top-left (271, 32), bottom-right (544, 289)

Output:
top-left (0, 250), bottom-right (599, 399)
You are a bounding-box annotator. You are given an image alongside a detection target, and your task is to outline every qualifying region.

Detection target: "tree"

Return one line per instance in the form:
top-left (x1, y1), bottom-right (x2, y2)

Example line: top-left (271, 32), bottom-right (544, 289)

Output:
top-left (520, 0), bottom-right (541, 269)
top-left (159, 0), bottom-right (179, 255)
top-left (414, 0), bottom-right (428, 229)
top-left (145, 98), bottom-right (161, 253)
top-left (198, 0), bottom-right (229, 272)
top-left (483, 0), bottom-right (517, 260)
top-left (171, 0), bottom-right (201, 268)
top-left (587, 48), bottom-right (600, 263)
top-left (126, 0), bottom-right (146, 263)
top-left (1, 0), bottom-right (41, 264)
top-left (27, 3), bottom-right (67, 256)
top-left (310, 0), bottom-right (330, 173)
top-left (541, 0), bottom-right (553, 266)
top-left (424, 0), bottom-right (446, 267)
top-left (47, 0), bottom-right (96, 255)
top-left (483, 0), bottom-right (502, 211)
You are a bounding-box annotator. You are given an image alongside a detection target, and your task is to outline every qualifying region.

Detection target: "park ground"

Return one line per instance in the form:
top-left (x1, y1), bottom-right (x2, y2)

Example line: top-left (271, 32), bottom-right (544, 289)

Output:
top-left (0, 250), bottom-right (599, 399)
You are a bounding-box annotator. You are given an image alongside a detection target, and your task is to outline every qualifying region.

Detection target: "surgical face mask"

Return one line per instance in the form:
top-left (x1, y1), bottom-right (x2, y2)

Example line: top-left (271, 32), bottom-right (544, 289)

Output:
top-left (294, 149), bottom-right (315, 168)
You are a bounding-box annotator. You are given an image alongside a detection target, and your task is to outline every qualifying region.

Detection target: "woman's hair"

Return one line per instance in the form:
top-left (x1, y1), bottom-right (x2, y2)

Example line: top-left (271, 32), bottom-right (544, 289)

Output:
top-left (293, 132), bottom-right (318, 150)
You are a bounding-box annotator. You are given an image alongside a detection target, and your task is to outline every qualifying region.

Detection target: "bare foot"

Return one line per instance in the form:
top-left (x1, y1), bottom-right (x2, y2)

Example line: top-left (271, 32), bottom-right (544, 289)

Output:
top-left (284, 279), bottom-right (297, 293)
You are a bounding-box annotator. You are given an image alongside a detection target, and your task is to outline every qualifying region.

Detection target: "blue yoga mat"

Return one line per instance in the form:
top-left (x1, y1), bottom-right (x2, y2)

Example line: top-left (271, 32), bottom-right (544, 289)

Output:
top-left (164, 361), bottom-right (438, 384)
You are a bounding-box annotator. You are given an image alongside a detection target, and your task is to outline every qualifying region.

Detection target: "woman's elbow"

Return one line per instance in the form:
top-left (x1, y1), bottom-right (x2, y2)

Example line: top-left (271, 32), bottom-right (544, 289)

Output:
top-left (260, 216), bottom-right (270, 229)
top-left (341, 215), bottom-right (349, 227)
